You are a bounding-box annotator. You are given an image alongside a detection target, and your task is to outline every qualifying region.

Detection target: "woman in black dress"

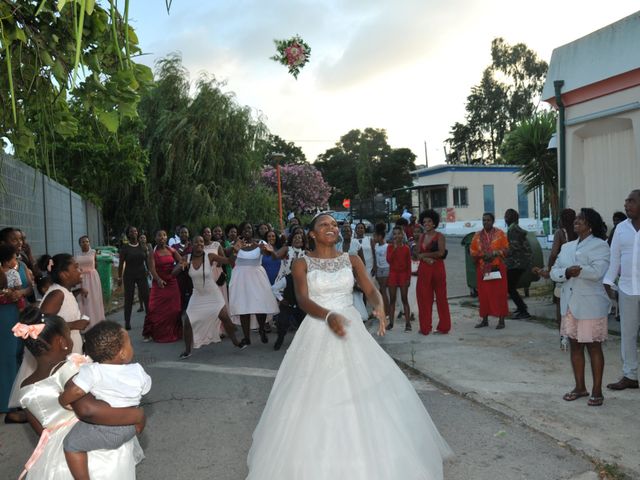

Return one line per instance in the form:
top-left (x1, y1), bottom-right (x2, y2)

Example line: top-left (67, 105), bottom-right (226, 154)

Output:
top-left (118, 226), bottom-right (150, 330)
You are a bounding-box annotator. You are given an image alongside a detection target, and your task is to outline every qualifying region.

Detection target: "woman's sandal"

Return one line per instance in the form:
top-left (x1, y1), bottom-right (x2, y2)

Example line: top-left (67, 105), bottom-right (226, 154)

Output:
top-left (562, 390), bottom-right (589, 401)
top-left (474, 319), bottom-right (489, 328)
top-left (404, 323), bottom-right (412, 332)
top-left (179, 351), bottom-right (192, 360)
top-left (588, 395), bottom-right (604, 407)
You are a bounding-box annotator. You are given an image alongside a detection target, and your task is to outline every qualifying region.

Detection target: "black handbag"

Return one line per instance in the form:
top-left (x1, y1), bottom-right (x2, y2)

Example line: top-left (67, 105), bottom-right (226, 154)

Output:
top-left (429, 234), bottom-right (448, 259)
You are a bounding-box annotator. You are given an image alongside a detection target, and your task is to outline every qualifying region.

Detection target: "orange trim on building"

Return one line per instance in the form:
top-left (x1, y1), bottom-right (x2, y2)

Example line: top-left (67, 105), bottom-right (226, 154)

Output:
top-left (545, 67), bottom-right (640, 108)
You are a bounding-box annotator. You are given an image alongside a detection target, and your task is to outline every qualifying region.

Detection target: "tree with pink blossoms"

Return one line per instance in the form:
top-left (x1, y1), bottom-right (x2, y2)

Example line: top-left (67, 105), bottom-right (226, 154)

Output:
top-left (261, 164), bottom-right (331, 213)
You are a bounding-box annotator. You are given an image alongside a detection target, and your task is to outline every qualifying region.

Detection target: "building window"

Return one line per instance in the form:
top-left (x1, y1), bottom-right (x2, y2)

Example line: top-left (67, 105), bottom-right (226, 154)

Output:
top-left (430, 187), bottom-right (447, 209)
top-left (483, 184), bottom-right (495, 214)
top-left (517, 184), bottom-right (529, 218)
top-left (453, 187), bottom-right (468, 207)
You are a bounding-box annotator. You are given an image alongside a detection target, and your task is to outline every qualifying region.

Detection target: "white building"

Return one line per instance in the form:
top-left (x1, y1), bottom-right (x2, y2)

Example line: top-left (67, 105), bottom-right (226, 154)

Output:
top-left (542, 11), bottom-right (640, 223)
top-left (408, 164), bottom-right (540, 235)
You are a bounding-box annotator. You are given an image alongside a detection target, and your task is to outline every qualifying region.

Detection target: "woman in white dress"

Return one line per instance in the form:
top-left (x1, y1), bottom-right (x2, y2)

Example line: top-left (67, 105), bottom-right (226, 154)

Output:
top-left (247, 214), bottom-right (452, 479)
top-left (40, 254), bottom-right (89, 354)
top-left (228, 222), bottom-right (279, 347)
top-left (203, 226), bottom-right (230, 307)
top-left (175, 236), bottom-right (245, 359)
top-left (353, 222), bottom-right (375, 274)
top-left (15, 307), bottom-right (144, 479)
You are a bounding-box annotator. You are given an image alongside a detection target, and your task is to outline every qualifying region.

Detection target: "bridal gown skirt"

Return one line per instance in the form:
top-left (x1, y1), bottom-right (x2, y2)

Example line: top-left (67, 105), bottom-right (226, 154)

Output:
top-left (247, 304), bottom-right (452, 479)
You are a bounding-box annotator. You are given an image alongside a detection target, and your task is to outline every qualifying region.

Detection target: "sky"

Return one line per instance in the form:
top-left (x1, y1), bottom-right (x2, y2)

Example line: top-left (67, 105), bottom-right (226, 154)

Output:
top-left (128, 1), bottom-right (639, 168)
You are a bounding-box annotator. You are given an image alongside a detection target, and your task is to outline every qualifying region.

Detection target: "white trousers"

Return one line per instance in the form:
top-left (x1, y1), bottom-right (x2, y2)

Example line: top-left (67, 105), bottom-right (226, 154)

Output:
top-left (618, 290), bottom-right (640, 380)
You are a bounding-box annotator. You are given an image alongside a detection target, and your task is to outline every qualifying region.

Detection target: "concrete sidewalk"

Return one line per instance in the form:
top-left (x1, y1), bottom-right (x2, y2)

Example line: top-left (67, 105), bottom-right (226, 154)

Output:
top-left (376, 296), bottom-right (638, 478)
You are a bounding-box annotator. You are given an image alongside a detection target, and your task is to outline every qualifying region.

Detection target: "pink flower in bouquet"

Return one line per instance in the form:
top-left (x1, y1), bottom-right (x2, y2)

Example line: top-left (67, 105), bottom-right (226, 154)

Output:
top-left (271, 35), bottom-right (311, 79)
top-left (285, 43), bottom-right (306, 66)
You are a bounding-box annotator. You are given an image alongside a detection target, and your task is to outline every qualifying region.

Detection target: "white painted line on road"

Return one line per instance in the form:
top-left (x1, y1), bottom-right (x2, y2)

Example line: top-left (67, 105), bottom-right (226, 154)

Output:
top-left (148, 361), bottom-right (278, 378)
top-left (149, 362), bottom-right (437, 392)
top-left (410, 380), bottom-right (437, 392)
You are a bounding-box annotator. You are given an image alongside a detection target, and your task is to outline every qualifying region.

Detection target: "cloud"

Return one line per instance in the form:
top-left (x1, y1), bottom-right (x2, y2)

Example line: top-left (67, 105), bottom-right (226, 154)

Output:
top-left (314, 0), bottom-right (484, 90)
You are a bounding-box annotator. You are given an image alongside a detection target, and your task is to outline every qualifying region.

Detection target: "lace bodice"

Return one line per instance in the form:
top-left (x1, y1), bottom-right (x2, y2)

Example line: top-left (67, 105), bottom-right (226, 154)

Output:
top-left (304, 254), bottom-right (354, 310)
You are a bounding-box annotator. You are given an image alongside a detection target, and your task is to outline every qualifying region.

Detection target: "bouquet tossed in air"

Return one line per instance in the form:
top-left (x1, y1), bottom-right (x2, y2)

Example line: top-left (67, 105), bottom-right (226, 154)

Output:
top-left (270, 35), bottom-right (311, 79)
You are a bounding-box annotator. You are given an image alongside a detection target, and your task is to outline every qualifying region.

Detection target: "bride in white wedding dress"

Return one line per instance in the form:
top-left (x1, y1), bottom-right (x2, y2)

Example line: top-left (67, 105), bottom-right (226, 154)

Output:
top-left (247, 214), bottom-right (452, 480)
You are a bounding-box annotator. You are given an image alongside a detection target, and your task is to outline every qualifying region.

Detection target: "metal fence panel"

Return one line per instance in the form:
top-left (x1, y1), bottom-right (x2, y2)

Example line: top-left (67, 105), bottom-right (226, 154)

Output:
top-left (0, 155), bottom-right (46, 254)
top-left (86, 202), bottom-right (102, 246)
top-left (44, 178), bottom-right (72, 255)
top-left (70, 192), bottom-right (85, 255)
top-left (0, 154), bottom-right (104, 257)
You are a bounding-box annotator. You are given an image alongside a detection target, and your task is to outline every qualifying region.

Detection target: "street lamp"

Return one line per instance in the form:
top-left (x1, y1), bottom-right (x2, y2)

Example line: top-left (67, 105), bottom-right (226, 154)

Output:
top-left (270, 152), bottom-right (286, 233)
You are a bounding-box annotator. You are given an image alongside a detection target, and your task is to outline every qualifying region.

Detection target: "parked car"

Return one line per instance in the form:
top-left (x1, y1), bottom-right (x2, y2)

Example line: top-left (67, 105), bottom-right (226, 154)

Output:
top-left (322, 211), bottom-right (375, 233)
top-left (324, 210), bottom-right (352, 226)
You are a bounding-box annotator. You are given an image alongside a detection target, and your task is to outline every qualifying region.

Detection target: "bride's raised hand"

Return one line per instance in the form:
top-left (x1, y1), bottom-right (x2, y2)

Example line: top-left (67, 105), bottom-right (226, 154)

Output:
top-left (374, 306), bottom-right (386, 337)
top-left (326, 312), bottom-right (347, 337)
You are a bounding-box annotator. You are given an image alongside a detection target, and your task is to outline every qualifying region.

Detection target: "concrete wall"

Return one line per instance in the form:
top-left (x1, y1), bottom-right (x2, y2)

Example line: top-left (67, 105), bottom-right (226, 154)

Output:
top-left (564, 84), bottom-right (640, 223)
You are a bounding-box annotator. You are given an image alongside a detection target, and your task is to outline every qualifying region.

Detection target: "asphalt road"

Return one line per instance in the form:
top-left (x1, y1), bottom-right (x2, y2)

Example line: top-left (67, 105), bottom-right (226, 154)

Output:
top-left (2, 307), bottom-right (596, 480)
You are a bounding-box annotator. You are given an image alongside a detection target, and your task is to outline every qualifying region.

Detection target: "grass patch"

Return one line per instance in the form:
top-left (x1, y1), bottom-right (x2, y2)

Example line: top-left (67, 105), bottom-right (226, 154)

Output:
top-left (594, 461), bottom-right (629, 480)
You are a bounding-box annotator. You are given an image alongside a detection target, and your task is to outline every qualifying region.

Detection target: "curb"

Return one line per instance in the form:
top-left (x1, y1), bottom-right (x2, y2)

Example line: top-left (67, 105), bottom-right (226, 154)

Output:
top-left (387, 351), bottom-right (634, 480)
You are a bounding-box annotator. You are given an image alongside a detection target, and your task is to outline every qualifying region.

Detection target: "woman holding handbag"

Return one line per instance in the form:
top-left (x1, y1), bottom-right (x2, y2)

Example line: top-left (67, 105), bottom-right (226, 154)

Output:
top-left (470, 213), bottom-right (509, 329)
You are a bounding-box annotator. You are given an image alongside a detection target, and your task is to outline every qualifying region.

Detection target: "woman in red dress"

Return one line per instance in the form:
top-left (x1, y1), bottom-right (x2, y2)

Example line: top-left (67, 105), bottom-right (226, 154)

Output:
top-left (386, 226), bottom-right (412, 331)
top-left (470, 213), bottom-right (509, 329)
top-left (415, 209), bottom-right (451, 335)
top-left (142, 230), bottom-right (183, 342)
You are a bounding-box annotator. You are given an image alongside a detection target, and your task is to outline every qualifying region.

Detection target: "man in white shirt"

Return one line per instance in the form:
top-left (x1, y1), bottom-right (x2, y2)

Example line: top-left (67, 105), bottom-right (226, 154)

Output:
top-left (168, 225), bottom-right (183, 247)
top-left (604, 189), bottom-right (640, 390)
top-left (401, 206), bottom-right (413, 222)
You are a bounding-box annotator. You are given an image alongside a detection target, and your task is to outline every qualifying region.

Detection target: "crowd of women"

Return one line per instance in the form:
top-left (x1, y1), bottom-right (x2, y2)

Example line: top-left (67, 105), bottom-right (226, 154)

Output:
top-left (112, 211), bottom-right (457, 361)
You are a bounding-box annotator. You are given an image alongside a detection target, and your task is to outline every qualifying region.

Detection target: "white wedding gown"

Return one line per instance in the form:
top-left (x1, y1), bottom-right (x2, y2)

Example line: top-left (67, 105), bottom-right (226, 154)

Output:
top-left (247, 254), bottom-right (452, 479)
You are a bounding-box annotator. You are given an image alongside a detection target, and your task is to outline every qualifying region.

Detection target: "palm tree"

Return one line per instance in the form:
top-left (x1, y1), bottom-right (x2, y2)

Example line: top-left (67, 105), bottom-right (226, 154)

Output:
top-left (501, 111), bottom-right (558, 219)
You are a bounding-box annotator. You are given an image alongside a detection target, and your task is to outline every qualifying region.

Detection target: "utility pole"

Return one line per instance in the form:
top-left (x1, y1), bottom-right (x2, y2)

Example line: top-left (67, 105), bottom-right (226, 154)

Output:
top-left (424, 141), bottom-right (429, 168)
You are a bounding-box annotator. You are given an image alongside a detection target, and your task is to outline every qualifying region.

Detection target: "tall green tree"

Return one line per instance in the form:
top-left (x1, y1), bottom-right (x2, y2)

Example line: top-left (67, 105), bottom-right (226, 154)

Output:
top-left (0, 0), bottom-right (152, 170)
top-left (315, 128), bottom-right (416, 206)
top-left (356, 141), bottom-right (374, 198)
top-left (501, 111), bottom-right (558, 218)
top-left (137, 54), bottom-right (277, 230)
top-left (256, 134), bottom-right (307, 166)
top-left (51, 105), bottom-right (148, 233)
top-left (446, 38), bottom-right (548, 164)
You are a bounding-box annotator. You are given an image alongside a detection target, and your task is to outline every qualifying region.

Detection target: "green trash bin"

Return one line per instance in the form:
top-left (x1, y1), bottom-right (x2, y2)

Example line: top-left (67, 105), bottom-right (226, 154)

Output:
top-left (516, 232), bottom-right (545, 293)
top-left (461, 232), bottom-right (478, 295)
top-left (95, 251), bottom-right (113, 305)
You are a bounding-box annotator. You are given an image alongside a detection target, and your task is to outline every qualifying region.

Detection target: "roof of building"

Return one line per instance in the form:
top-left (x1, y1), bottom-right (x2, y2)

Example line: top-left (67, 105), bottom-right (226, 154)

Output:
top-left (410, 164), bottom-right (520, 178)
top-left (541, 11), bottom-right (640, 102)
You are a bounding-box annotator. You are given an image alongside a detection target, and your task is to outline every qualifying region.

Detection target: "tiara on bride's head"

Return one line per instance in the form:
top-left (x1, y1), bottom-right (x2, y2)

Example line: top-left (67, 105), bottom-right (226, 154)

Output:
top-left (312, 211), bottom-right (335, 221)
